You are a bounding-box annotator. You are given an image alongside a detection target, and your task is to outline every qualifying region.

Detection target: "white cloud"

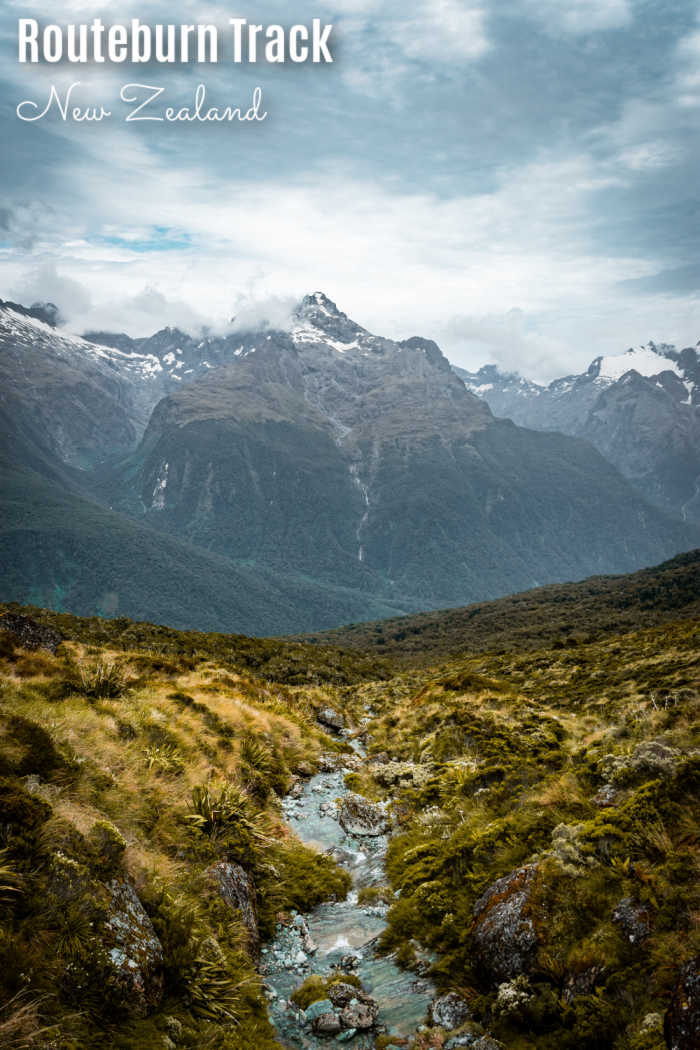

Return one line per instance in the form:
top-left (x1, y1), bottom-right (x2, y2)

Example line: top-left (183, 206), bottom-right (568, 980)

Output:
top-left (521, 0), bottom-right (631, 35)
top-left (4, 127), bottom-right (696, 377)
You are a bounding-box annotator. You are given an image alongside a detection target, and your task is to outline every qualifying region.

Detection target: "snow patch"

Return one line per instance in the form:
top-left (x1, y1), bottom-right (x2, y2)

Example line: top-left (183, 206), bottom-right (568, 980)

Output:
top-left (596, 345), bottom-right (682, 382)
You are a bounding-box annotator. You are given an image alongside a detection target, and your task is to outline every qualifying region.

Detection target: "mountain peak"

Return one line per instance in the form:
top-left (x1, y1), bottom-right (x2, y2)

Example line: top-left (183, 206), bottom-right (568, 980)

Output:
top-left (301, 290), bottom-right (340, 312)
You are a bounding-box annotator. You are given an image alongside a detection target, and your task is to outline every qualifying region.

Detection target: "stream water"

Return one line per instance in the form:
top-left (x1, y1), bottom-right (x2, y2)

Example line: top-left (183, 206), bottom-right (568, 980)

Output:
top-left (262, 734), bottom-right (434, 1048)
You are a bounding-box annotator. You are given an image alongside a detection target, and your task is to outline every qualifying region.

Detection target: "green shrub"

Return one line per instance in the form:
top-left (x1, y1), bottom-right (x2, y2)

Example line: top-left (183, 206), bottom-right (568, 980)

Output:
top-left (72, 659), bottom-right (127, 700)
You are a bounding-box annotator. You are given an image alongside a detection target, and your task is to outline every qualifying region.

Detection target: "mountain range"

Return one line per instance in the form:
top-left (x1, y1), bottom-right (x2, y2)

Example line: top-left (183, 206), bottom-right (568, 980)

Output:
top-left (457, 340), bottom-right (700, 524)
top-left (0, 293), bottom-right (697, 633)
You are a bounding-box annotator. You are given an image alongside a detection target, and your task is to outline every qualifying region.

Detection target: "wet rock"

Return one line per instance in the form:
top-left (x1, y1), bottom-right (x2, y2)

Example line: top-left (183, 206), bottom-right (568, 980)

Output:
top-left (289, 779), bottom-right (304, 799)
top-left (318, 707), bottom-right (345, 732)
top-left (471, 864), bottom-right (539, 982)
top-left (104, 877), bottom-right (164, 1016)
top-left (337, 1029), bottom-right (358, 1042)
top-left (664, 956), bottom-right (699, 1050)
top-left (206, 861), bottom-right (259, 958)
top-left (612, 897), bottom-right (651, 945)
top-left (339, 953), bottom-right (360, 972)
top-left (305, 998), bottom-right (336, 1022)
top-left (337, 793), bottom-right (390, 837)
top-left (429, 991), bottom-right (473, 1029)
top-left (0, 613), bottom-right (63, 653)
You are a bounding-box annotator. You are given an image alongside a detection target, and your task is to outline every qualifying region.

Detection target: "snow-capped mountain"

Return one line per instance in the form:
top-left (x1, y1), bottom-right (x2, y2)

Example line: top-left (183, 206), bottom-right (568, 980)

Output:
top-left (1, 294), bottom-right (697, 632)
top-left (456, 342), bottom-right (700, 523)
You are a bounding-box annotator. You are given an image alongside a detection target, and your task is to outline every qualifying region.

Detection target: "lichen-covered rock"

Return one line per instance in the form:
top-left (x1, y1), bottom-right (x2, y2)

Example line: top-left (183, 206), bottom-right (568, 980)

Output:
top-left (313, 1010), bottom-right (342, 1034)
top-left (372, 760), bottom-right (433, 789)
top-left (444, 1031), bottom-right (503, 1050)
top-left (429, 991), bottom-right (473, 1030)
top-left (471, 864), bottom-right (539, 982)
top-left (664, 957), bottom-right (700, 1050)
top-left (0, 613), bottom-right (63, 653)
top-left (206, 860), bottom-right (259, 959)
top-left (592, 783), bottom-right (621, 808)
top-left (340, 995), bottom-right (378, 1030)
top-left (103, 877), bottom-right (164, 1016)
top-left (317, 707), bottom-right (345, 732)
top-left (328, 982), bottom-right (363, 1008)
top-left (612, 897), bottom-right (651, 945)
top-left (337, 793), bottom-right (390, 837)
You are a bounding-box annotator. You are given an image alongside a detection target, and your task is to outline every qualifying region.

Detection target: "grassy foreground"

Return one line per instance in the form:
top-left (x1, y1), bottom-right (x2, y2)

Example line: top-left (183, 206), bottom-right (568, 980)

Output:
top-left (0, 593), bottom-right (697, 1050)
top-left (0, 607), bottom-right (363, 1049)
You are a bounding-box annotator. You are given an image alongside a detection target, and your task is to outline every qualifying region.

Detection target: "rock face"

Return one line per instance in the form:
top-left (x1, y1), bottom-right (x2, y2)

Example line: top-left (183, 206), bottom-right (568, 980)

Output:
top-left (429, 991), bottom-right (473, 1029)
top-left (337, 793), bottom-right (390, 837)
top-left (103, 878), bottom-right (164, 1016)
top-left (0, 614), bottom-right (63, 653)
top-left (665, 957), bottom-right (700, 1050)
top-left (612, 897), bottom-right (651, 945)
top-left (206, 861), bottom-right (259, 959)
top-left (471, 865), bottom-right (540, 982)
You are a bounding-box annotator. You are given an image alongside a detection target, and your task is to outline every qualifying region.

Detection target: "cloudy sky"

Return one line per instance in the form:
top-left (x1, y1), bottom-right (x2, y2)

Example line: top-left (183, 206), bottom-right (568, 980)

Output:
top-left (2, 0), bottom-right (700, 379)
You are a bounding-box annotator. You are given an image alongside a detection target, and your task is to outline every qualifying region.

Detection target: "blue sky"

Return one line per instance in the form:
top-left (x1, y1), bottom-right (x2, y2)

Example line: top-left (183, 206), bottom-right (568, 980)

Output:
top-left (2, 0), bottom-right (700, 378)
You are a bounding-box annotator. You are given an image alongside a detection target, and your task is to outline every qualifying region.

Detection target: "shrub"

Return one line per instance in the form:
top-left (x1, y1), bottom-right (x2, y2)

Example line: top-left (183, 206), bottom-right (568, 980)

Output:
top-left (72, 659), bottom-right (127, 700)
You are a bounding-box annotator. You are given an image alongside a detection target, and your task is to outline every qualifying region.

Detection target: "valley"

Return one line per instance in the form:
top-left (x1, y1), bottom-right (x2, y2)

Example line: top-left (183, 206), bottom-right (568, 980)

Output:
top-left (1, 294), bottom-right (698, 635)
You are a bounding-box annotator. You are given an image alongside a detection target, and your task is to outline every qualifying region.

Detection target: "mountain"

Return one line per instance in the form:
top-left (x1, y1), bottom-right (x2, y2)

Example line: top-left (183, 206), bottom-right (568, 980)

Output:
top-left (457, 341), bottom-right (700, 523)
top-left (298, 547), bottom-right (700, 663)
top-left (1, 293), bottom-right (698, 631)
top-left (100, 293), bottom-right (699, 611)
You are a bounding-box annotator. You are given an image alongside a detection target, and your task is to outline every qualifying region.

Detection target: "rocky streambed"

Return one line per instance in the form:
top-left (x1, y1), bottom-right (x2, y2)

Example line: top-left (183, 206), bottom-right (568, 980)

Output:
top-left (261, 725), bottom-right (435, 1049)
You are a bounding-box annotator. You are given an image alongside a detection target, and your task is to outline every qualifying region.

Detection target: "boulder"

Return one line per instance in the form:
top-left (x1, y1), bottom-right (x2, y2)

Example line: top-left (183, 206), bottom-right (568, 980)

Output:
top-left (305, 998), bottom-right (335, 1022)
top-left (664, 957), bottom-right (700, 1050)
top-left (612, 897), bottom-right (651, 946)
top-left (206, 861), bottom-right (259, 958)
top-left (471, 864), bottom-right (539, 982)
top-left (317, 707), bottom-right (345, 732)
top-left (103, 878), bottom-right (164, 1016)
top-left (0, 613), bottom-right (63, 653)
top-left (328, 982), bottom-right (363, 1008)
top-left (429, 991), bottom-right (473, 1030)
top-left (337, 793), bottom-right (390, 837)
top-left (313, 1010), bottom-right (342, 1034)
top-left (340, 996), bottom-right (378, 1030)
